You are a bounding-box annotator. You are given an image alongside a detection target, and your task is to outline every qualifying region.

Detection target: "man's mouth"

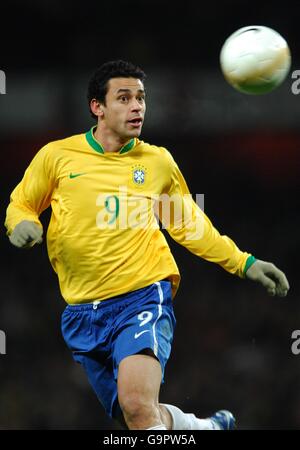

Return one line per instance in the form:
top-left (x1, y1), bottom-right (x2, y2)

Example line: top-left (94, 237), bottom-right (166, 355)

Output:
top-left (128, 118), bottom-right (143, 127)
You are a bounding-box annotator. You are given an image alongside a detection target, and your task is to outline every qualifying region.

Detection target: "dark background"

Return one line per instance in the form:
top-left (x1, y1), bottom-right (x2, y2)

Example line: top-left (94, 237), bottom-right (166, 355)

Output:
top-left (0, 0), bottom-right (300, 430)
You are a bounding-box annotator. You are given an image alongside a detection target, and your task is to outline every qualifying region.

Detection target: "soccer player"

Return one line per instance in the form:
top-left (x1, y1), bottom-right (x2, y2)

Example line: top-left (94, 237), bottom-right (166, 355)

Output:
top-left (5, 60), bottom-right (289, 430)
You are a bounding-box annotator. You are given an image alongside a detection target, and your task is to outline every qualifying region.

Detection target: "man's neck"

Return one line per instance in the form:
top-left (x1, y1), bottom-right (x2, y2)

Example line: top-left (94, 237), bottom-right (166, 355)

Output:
top-left (93, 125), bottom-right (128, 153)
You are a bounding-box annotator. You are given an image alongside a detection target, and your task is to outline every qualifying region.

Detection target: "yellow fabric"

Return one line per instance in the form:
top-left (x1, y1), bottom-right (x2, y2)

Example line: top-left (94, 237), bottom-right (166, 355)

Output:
top-left (5, 130), bottom-right (251, 304)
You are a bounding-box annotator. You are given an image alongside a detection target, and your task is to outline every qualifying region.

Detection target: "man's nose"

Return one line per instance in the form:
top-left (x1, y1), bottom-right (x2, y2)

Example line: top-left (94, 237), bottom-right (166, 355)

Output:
top-left (131, 99), bottom-right (142, 111)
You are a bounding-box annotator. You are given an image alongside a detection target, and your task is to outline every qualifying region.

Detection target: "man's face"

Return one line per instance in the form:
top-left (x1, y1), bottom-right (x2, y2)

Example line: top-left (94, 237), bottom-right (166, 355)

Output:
top-left (101, 77), bottom-right (146, 139)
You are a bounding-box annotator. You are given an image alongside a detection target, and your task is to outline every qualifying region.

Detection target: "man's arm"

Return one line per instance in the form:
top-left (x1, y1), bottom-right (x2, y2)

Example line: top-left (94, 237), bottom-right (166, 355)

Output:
top-left (5, 144), bottom-right (55, 248)
top-left (161, 151), bottom-right (290, 297)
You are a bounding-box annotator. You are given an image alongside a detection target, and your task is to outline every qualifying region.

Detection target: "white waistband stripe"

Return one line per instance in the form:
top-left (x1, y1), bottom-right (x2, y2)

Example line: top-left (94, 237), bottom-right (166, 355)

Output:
top-left (153, 282), bottom-right (164, 356)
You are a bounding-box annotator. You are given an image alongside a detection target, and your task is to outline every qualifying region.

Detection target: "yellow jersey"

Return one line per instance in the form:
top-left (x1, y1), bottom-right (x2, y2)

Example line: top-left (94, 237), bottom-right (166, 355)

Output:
top-left (5, 127), bottom-right (254, 304)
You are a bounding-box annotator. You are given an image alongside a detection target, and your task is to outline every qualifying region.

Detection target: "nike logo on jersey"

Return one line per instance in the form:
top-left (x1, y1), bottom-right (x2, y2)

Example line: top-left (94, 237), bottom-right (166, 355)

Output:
top-left (69, 172), bottom-right (86, 179)
top-left (134, 330), bottom-right (150, 339)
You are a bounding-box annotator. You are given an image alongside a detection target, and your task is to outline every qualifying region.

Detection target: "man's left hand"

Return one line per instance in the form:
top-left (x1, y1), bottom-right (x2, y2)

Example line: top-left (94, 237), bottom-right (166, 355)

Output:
top-left (246, 259), bottom-right (290, 297)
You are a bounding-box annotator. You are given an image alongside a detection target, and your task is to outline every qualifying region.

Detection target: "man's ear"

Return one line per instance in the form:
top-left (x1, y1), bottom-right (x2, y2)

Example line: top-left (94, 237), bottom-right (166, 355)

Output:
top-left (90, 99), bottom-right (104, 117)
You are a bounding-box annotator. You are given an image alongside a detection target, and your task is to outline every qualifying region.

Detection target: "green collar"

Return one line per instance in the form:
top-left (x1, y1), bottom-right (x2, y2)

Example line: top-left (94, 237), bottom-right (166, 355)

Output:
top-left (85, 126), bottom-right (135, 154)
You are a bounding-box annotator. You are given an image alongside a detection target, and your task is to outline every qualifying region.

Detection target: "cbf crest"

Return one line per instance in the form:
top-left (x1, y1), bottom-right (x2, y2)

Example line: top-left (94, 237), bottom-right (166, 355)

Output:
top-left (132, 164), bottom-right (147, 186)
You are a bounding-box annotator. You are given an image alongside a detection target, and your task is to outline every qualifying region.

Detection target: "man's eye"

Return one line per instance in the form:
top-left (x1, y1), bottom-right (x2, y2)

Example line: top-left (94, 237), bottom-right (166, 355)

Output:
top-left (120, 96), bottom-right (128, 102)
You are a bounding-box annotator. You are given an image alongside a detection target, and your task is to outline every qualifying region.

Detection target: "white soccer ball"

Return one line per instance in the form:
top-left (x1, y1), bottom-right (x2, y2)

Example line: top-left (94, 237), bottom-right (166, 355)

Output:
top-left (220, 25), bottom-right (291, 94)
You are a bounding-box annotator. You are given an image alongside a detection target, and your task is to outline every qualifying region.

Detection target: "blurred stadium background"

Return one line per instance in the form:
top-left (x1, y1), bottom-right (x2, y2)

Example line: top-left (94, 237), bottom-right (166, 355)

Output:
top-left (0, 0), bottom-right (300, 430)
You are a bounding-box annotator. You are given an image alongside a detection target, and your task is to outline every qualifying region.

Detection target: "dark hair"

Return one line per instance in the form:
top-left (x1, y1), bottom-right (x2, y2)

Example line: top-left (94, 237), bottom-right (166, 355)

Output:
top-left (87, 60), bottom-right (146, 120)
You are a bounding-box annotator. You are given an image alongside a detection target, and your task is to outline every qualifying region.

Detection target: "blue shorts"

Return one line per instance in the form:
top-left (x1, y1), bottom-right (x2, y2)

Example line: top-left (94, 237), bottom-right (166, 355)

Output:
top-left (61, 280), bottom-right (176, 419)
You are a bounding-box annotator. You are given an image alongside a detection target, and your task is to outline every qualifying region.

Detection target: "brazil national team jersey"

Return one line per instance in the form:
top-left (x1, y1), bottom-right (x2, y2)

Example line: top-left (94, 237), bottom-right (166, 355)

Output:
top-left (5, 127), bottom-right (253, 304)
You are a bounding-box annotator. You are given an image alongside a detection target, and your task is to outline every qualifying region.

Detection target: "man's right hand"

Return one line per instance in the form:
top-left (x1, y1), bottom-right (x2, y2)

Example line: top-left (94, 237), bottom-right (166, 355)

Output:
top-left (9, 220), bottom-right (43, 248)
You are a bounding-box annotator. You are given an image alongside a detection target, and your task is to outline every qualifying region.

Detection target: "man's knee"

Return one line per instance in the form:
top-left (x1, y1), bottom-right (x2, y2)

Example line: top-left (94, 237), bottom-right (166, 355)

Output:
top-left (118, 392), bottom-right (159, 426)
top-left (117, 354), bottom-right (163, 428)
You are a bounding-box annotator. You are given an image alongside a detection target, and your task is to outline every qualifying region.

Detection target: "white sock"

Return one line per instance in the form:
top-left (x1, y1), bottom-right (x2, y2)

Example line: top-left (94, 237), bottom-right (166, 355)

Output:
top-left (163, 404), bottom-right (219, 430)
top-left (146, 424), bottom-right (167, 430)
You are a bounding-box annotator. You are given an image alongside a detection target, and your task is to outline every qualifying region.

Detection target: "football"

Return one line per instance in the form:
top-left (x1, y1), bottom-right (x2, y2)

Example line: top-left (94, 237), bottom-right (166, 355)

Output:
top-left (220, 25), bottom-right (291, 94)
